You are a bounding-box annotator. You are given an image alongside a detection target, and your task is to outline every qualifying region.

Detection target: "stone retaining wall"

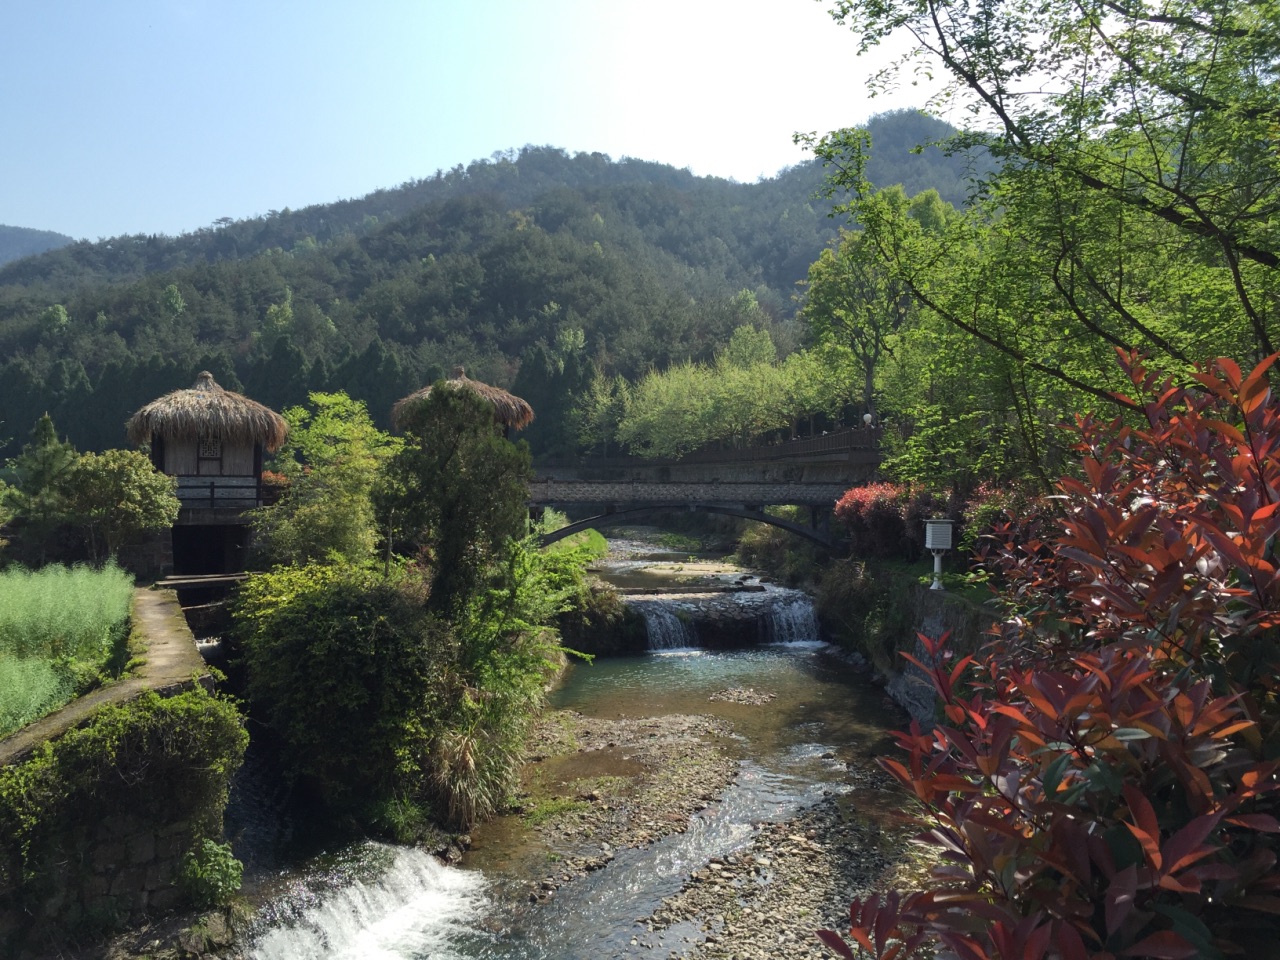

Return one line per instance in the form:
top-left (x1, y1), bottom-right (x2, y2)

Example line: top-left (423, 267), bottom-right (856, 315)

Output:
top-left (885, 585), bottom-right (998, 726)
top-left (0, 589), bottom-right (228, 956)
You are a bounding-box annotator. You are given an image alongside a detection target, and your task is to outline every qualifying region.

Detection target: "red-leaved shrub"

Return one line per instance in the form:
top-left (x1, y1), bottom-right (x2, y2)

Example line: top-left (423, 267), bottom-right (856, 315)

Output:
top-left (836, 482), bottom-right (908, 559)
top-left (820, 352), bottom-right (1280, 959)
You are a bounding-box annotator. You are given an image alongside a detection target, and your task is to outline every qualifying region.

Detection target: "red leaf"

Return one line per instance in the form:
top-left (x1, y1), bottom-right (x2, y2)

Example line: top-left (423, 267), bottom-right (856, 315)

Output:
top-left (1225, 813), bottom-right (1280, 832)
top-left (1162, 810), bottom-right (1223, 874)
top-left (816, 929), bottom-right (859, 959)
top-left (1121, 930), bottom-right (1199, 959)
top-left (1123, 784), bottom-right (1162, 869)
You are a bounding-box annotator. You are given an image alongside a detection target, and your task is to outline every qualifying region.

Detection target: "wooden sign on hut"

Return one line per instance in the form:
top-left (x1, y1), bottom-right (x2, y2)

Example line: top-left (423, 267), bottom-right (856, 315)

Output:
top-left (126, 371), bottom-right (288, 514)
top-left (392, 366), bottom-right (534, 438)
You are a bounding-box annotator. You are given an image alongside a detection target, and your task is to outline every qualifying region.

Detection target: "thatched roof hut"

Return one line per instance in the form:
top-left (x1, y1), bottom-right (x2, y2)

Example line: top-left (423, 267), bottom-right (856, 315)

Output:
top-left (126, 371), bottom-right (289, 452)
top-left (392, 366), bottom-right (534, 431)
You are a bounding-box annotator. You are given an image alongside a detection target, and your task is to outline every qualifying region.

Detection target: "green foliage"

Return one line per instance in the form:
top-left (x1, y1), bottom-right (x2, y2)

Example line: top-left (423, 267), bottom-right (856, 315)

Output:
top-left (735, 508), bottom-right (821, 586)
top-left (805, 0), bottom-right (1280, 488)
top-left (799, 201), bottom-right (927, 417)
top-left (538, 508), bottom-right (608, 558)
top-left (815, 561), bottom-right (918, 672)
top-left (2, 414), bottom-right (78, 557)
top-left (62, 448), bottom-right (179, 560)
top-left (236, 563), bottom-right (449, 812)
top-left (377, 385), bottom-right (533, 616)
top-left (180, 839), bottom-right (242, 909)
top-left (0, 562), bottom-right (134, 736)
top-left (237, 543), bottom-right (581, 830)
top-left (522, 795), bottom-right (588, 826)
top-left (615, 330), bottom-right (855, 457)
top-left (0, 687), bottom-right (246, 939)
top-left (0, 113), bottom-right (973, 461)
top-left (39, 304), bottom-right (69, 338)
top-left (251, 391), bottom-right (400, 566)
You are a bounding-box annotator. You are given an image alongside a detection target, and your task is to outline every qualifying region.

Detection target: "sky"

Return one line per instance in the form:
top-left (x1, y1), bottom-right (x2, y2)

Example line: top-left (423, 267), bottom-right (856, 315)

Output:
top-left (2, 1), bottom-right (945, 241)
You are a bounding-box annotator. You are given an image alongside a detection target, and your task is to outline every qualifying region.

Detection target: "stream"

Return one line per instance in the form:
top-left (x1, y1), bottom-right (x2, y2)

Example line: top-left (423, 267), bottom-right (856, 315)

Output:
top-left (240, 537), bottom-right (898, 960)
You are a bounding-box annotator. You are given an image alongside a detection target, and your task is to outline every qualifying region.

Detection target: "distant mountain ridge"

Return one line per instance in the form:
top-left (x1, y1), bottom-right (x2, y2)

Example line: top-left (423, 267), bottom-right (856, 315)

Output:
top-left (0, 110), bottom-right (981, 458)
top-left (0, 225), bottom-right (74, 268)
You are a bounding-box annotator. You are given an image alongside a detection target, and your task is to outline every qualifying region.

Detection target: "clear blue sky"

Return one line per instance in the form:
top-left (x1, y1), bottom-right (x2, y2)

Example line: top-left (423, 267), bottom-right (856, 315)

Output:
top-left (2, 1), bottom-right (942, 240)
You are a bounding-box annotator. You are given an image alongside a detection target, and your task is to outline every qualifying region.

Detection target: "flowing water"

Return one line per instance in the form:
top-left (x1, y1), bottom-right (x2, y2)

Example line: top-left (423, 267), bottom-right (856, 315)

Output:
top-left (243, 543), bottom-right (894, 960)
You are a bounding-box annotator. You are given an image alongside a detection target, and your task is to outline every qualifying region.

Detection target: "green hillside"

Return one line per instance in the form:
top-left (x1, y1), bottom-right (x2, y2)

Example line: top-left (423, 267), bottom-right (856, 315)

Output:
top-left (0, 110), bottom-right (978, 457)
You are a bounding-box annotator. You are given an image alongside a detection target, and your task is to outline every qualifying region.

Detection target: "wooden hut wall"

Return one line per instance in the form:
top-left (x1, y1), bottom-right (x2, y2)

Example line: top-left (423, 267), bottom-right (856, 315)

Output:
top-left (162, 438), bottom-right (256, 476)
top-left (165, 438), bottom-right (199, 475)
top-left (221, 443), bottom-right (255, 475)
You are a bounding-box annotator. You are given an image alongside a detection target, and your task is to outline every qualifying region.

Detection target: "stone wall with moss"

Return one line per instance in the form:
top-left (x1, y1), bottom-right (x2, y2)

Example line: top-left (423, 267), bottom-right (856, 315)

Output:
top-left (0, 686), bottom-right (245, 957)
top-left (816, 560), bottom-right (997, 723)
top-left (0, 585), bottom-right (247, 959)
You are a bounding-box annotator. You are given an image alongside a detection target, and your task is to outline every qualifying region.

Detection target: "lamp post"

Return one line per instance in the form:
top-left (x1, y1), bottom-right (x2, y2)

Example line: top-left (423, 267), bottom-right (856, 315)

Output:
top-left (924, 518), bottom-right (954, 591)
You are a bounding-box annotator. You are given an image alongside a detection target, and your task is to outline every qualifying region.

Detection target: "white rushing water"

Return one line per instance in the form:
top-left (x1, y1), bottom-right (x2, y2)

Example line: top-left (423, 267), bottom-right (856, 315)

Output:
top-left (250, 844), bottom-right (487, 960)
top-left (763, 594), bottom-right (820, 643)
top-left (633, 603), bottom-right (698, 649)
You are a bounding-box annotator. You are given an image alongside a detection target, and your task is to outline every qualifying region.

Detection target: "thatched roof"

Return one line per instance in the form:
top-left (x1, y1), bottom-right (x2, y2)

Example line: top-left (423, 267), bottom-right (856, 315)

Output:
top-left (392, 366), bottom-right (535, 430)
top-left (125, 371), bottom-right (289, 451)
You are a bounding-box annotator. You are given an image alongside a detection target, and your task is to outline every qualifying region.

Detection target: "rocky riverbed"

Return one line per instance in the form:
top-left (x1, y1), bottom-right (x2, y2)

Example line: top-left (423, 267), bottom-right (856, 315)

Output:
top-left (507, 705), bottom-right (921, 960)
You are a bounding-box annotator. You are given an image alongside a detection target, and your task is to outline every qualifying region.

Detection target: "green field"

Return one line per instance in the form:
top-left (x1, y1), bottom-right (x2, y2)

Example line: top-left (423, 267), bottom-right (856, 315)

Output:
top-left (0, 563), bottom-right (134, 737)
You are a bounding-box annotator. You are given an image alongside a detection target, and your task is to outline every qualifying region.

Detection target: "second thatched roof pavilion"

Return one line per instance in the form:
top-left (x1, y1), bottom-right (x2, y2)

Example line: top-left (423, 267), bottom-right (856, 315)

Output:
top-left (392, 366), bottom-right (534, 435)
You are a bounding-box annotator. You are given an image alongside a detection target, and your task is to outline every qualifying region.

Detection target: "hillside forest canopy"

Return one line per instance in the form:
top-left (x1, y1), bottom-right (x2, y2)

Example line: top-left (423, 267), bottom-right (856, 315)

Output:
top-left (0, 110), bottom-right (980, 468)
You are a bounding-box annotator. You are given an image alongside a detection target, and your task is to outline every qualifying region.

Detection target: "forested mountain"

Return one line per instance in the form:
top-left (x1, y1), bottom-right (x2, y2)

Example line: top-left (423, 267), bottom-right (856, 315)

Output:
top-left (0, 110), bottom-right (976, 457)
top-left (0, 225), bottom-right (74, 268)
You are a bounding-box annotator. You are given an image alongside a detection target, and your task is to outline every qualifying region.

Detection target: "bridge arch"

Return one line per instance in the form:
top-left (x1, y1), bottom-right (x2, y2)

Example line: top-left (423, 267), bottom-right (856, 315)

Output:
top-left (538, 502), bottom-right (834, 549)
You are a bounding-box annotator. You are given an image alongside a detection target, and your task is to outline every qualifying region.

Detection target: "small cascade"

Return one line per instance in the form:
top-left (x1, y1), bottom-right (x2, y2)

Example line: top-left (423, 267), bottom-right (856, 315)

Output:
top-left (248, 843), bottom-right (486, 960)
top-left (633, 603), bottom-right (698, 649)
top-left (763, 593), bottom-right (820, 644)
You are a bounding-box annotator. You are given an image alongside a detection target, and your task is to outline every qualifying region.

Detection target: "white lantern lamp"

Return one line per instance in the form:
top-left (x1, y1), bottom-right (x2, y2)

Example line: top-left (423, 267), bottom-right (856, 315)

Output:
top-left (924, 518), bottom-right (954, 591)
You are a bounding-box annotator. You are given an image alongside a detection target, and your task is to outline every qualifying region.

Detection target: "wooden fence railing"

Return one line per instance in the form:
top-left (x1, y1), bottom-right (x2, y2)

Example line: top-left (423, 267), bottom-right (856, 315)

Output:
top-left (175, 475), bottom-right (263, 510)
top-left (544, 426), bottom-right (880, 471)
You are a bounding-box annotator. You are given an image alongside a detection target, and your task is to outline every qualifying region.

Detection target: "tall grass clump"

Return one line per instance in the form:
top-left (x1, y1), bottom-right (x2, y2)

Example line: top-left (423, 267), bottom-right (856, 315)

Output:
top-left (0, 563), bottom-right (134, 736)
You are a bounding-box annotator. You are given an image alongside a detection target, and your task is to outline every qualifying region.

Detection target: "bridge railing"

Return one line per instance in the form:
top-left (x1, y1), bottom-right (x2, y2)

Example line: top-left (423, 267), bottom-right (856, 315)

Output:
top-left (543, 426), bottom-right (879, 470)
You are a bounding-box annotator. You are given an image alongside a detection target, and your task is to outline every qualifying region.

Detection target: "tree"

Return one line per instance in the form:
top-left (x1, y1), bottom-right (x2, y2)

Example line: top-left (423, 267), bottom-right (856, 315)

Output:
top-left (817, 0), bottom-right (1280, 364)
top-left (802, 0), bottom-right (1280, 488)
top-left (375, 384), bottom-right (533, 617)
top-left (251, 392), bottom-right (399, 567)
top-left (38, 304), bottom-right (69, 338)
top-left (2, 415), bottom-right (79, 559)
top-left (236, 563), bottom-right (451, 818)
top-left (62, 449), bottom-right (179, 561)
top-left (801, 221), bottom-right (914, 419)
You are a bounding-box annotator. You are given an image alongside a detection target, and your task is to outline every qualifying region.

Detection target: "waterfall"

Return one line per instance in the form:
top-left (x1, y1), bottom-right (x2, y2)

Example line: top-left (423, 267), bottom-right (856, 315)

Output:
top-left (633, 602), bottom-right (698, 649)
top-left (249, 843), bottom-right (486, 960)
top-left (763, 593), bottom-right (820, 644)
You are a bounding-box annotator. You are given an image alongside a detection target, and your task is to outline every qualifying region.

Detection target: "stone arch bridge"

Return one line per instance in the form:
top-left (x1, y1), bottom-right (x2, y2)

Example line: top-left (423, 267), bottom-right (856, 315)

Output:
top-left (532, 428), bottom-right (881, 550)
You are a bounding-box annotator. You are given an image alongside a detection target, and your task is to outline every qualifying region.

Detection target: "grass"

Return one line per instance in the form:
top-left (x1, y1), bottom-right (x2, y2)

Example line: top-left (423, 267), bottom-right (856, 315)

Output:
top-left (0, 563), bottom-right (134, 737)
top-left (522, 795), bottom-right (589, 826)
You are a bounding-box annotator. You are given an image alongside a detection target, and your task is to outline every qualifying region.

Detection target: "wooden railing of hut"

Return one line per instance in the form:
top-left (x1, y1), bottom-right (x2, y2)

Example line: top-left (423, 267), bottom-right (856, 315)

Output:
top-left (175, 475), bottom-right (267, 510)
